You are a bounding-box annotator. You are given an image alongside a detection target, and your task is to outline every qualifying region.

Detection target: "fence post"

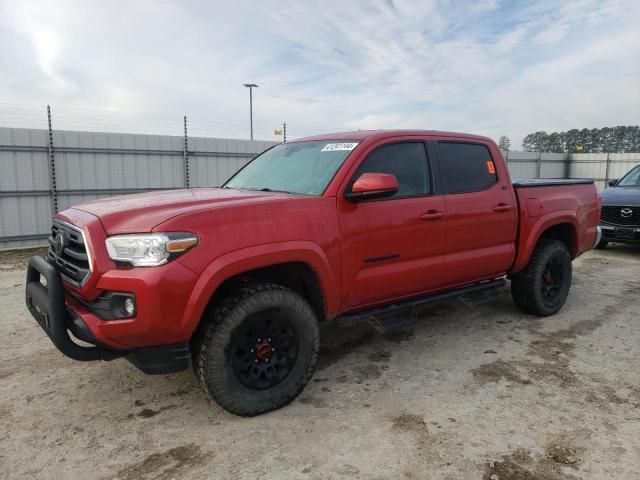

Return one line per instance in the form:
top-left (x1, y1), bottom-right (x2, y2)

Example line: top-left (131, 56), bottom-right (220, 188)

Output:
top-left (604, 152), bottom-right (611, 187)
top-left (564, 151), bottom-right (572, 179)
top-left (46, 105), bottom-right (58, 216)
top-left (283, 122), bottom-right (287, 143)
top-left (183, 115), bottom-right (190, 188)
top-left (536, 150), bottom-right (542, 178)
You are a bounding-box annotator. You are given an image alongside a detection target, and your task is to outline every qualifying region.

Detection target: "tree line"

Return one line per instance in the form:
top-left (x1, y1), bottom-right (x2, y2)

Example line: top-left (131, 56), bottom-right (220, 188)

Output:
top-left (520, 126), bottom-right (640, 153)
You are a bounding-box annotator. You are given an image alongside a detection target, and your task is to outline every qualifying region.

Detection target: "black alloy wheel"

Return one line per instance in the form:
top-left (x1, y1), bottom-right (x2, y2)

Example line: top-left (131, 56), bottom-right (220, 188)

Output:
top-left (229, 309), bottom-right (300, 391)
top-left (541, 257), bottom-right (565, 308)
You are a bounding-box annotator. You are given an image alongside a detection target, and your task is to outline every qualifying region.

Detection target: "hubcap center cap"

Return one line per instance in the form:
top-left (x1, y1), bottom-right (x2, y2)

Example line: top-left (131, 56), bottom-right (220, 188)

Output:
top-left (256, 342), bottom-right (273, 361)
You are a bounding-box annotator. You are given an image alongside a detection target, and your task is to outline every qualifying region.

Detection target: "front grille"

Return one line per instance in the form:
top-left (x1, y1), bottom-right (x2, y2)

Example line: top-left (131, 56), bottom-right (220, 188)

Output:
top-left (600, 205), bottom-right (640, 227)
top-left (47, 221), bottom-right (91, 286)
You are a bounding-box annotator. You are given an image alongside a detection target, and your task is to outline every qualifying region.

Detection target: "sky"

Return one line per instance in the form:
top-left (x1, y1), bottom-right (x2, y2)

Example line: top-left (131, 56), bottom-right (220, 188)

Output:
top-left (0, 0), bottom-right (639, 147)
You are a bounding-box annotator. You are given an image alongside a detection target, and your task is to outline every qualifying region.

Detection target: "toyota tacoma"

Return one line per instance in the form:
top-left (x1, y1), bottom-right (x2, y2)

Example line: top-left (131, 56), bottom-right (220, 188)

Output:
top-left (26, 130), bottom-right (601, 416)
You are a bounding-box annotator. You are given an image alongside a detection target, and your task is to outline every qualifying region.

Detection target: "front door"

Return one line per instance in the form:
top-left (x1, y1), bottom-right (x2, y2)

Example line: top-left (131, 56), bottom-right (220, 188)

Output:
top-left (339, 141), bottom-right (447, 308)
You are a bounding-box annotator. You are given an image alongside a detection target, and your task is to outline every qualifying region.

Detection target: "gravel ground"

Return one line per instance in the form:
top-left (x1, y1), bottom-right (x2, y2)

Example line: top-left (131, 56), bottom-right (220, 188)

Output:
top-left (1, 246), bottom-right (639, 479)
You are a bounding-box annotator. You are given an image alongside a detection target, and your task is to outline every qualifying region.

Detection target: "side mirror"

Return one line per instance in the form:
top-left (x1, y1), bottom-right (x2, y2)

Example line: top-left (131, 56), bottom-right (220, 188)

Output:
top-left (345, 173), bottom-right (399, 202)
top-left (608, 179), bottom-right (618, 187)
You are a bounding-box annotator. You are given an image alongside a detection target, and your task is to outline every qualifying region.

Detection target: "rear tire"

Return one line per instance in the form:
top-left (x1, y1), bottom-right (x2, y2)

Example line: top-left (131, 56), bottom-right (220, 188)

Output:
top-left (193, 283), bottom-right (319, 416)
top-left (511, 239), bottom-right (572, 317)
top-left (594, 239), bottom-right (608, 249)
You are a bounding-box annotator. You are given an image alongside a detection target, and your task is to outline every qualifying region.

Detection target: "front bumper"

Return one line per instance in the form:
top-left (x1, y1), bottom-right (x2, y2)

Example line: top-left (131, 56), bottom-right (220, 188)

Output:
top-left (25, 255), bottom-right (190, 374)
top-left (599, 224), bottom-right (640, 244)
top-left (26, 255), bottom-right (115, 361)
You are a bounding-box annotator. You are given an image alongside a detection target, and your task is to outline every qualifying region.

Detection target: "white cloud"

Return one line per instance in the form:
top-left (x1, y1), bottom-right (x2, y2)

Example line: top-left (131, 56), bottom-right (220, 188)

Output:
top-left (0, 0), bottom-right (638, 148)
top-left (494, 26), bottom-right (528, 53)
top-left (532, 22), bottom-right (571, 44)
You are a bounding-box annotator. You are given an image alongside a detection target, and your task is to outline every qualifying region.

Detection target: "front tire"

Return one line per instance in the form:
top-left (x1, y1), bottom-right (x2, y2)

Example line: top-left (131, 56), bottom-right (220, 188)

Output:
top-left (511, 239), bottom-right (572, 317)
top-left (193, 283), bottom-right (319, 416)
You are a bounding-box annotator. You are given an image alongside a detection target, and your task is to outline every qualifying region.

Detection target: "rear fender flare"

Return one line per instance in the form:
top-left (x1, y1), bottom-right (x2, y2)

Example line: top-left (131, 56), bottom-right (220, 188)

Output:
top-left (511, 210), bottom-right (579, 274)
top-left (180, 241), bottom-right (339, 334)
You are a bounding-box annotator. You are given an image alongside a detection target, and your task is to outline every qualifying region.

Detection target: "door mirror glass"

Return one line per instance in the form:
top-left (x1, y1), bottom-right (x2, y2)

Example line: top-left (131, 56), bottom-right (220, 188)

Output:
top-left (345, 173), bottom-right (399, 202)
top-left (608, 179), bottom-right (618, 187)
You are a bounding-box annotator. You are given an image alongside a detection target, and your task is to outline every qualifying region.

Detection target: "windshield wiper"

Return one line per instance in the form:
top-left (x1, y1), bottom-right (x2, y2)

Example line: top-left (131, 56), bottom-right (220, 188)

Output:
top-left (223, 186), bottom-right (292, 194)
top-left (258, 188), bottom-right (291, 194)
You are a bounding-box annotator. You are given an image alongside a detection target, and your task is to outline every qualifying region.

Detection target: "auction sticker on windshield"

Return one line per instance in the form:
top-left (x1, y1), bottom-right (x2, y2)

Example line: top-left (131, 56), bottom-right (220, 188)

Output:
top-left (321, 143), bottom-right (358, 152)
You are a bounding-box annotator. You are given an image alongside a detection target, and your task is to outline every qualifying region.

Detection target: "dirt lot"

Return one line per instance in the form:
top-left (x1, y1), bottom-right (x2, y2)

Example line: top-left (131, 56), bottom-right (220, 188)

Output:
top-left (1, 246), bottom-right (639, 479)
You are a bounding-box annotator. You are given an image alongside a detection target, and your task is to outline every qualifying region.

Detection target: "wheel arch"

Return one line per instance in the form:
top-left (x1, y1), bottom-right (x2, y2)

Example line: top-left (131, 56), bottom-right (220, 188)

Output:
top-left (511, 212), bottom-right (579, 274)
top-left (180, 241), bottom-right (339, 336)
top-left (538, 222), bottom-right (576, 255)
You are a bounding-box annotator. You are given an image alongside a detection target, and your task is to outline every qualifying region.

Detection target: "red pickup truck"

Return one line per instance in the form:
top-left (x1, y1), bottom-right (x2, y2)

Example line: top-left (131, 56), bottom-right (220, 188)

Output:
top-left (26, 130), bottom-right (601, 416)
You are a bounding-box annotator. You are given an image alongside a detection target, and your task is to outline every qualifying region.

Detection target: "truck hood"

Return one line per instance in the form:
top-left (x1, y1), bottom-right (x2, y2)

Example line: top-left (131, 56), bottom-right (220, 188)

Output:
top-left (71, 188), bottom-right (295, 234)
top-left (600, 186), bottom-right (640, 207)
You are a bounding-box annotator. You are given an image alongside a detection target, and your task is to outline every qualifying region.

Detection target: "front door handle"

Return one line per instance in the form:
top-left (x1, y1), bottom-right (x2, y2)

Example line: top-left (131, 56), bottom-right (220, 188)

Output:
top-left (493, 203), bottom-right (512, 213)
top-left (420, 210), bottom-right (444, 221)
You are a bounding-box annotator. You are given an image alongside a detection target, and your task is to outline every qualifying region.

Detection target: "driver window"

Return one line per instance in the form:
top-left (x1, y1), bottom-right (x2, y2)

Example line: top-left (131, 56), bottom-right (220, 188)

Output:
top-left (353, 142), bottom-right (431, 198)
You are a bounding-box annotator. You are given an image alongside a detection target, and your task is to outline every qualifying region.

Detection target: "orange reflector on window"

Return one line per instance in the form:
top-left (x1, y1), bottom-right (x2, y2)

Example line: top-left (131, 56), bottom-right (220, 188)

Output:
top-left (486, 160), bottom-right (496, 174)
top-left (166, 237), bottom-right (198, 253)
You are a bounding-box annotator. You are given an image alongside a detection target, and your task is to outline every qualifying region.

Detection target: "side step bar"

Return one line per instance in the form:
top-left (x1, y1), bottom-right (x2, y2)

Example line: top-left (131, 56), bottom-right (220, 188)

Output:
top-left (335, 278), bottom-right (507, 333)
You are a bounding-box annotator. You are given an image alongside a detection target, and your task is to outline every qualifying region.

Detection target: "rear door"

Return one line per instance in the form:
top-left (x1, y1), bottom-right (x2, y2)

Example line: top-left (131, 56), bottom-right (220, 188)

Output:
top-left (338, 140), bottom-right (446, 307)
top-left (436, 140), bottom-right (517, 285)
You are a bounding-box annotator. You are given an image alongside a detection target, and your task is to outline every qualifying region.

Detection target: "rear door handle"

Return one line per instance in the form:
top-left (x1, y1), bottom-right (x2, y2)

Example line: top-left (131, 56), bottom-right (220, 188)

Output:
top-left (493, 203), bottom-right (512, 213)
top-left (420, 210), bottom-right (444, 221)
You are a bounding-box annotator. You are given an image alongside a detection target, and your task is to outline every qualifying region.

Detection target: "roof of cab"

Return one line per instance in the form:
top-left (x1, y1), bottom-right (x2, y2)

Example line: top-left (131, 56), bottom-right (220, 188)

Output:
top-left (292, 129), bottom-right (494, 144)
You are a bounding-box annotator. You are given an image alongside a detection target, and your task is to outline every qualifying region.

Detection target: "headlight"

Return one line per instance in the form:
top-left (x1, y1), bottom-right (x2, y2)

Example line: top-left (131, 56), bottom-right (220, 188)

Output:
top-left (105, 233), bottom-right (198, 267)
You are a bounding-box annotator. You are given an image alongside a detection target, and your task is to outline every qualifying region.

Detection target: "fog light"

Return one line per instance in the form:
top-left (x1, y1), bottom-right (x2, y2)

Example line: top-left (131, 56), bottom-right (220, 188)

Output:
top-left (123, 297), bottom-right (136, 316)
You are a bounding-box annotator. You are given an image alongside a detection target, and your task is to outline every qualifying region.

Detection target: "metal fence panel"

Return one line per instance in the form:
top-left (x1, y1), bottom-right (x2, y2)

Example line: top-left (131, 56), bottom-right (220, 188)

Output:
top-left (0, 151), bottom-right (49, 191)
top-left (539, 153), bottom-right (567, 179)
top-left (0, 196), bottom-right (52, 248)
top-left (569, 153), bottom-right (640, 191)
top-left (607, 153), bottom-right (640, 180)
top-left (56, 151), bottom-right (185, 190)
top-left (506, 160), bottom-right (537, 179)
top-left (53, 130), bottom-right (186, 191)
top-left (570, 156), bottom-right (607, 180)
top-left (539, 161), bottom-right (565, 178)
top-left (504, 151), bottom-right (538, 180)
top-left (0, 127), bottom-right (276, 249)
top-left (0, 127), bottom-right (53, 248)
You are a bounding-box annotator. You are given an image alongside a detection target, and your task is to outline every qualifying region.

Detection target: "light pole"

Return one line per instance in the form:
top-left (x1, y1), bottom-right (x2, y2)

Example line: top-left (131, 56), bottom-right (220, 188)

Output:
top-left (243, 83), bottom-right (258, 140)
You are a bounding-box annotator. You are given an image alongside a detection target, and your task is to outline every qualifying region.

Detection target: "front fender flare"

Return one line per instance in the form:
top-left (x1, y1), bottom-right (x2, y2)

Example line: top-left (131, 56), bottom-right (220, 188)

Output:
top-left (179, 241), bottom-right (339, 335)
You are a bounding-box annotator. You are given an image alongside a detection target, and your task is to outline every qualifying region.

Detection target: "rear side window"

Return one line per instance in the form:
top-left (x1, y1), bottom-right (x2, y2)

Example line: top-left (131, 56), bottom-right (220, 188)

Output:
top-left (439, 142), bottom-right (497, 194)
top-left (353, 142), bottom-right (431, 198)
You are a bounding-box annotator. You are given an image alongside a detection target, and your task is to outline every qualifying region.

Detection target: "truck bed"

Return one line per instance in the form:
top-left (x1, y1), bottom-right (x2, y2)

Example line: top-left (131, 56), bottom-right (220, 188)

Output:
top-left (513, 178), bottom-right (594, 188)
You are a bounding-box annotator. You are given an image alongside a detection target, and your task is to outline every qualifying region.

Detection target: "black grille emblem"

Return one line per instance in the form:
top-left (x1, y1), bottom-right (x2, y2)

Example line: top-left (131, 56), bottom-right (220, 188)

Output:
top-left (53, 231), bottom-right (65, 256)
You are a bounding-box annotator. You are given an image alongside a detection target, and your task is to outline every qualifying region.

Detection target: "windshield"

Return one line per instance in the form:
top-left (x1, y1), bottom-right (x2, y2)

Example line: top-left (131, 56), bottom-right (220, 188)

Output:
top-left (617, 165), bottom-right (640, 187)
top-left (223, 140), bottom-right (358, 195)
